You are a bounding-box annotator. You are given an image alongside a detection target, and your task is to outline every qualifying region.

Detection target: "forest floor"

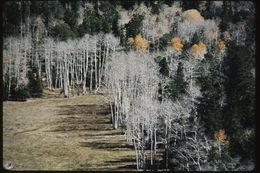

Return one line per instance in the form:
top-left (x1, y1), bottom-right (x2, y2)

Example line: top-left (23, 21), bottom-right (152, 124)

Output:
top-left (3, 89), bottom-right (138, 171)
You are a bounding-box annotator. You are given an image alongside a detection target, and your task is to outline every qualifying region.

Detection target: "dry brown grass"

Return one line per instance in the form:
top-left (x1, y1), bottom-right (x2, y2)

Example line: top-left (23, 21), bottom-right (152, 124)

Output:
top-left (3, 89), bottom-right (137, 171)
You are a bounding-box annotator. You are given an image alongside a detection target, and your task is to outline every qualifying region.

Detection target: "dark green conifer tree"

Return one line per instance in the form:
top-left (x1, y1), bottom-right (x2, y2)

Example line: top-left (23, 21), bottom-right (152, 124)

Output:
top-left (27, 69), bottom-right (43, 97)
top-left (196, 66), bottom-right (224, 136)
top-left (223, 42), bottom-right (255, 160)
top-left (168, 62), bottom-right (187, 101)
top-left (125, 14), bottom-right (144, 38)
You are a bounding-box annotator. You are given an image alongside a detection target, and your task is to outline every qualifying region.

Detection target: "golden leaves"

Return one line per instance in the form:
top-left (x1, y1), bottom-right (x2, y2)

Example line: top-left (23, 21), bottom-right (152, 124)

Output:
top-left (182, 9), bottom-right (204, 22)
top-left (191, 44), bottom-right (200, 54)
top-left (216, 41), bottom-right (226, 52)
top-left (191, 42), bottom-right (206, 56)
top-left (223, 31), bottom-right (231, 41)
top-left (128, 34), bottom-right (148, 51)
top-left (3, 50), bottom-right (10, 64)
top-left (214, 129), bottom-right (227, 143)
top-left (135, 35), bottom-right (148, 51)
top-left (168, 37), bottom-right (183, 51)
top-left (128, 37), bottom-right (135, 44)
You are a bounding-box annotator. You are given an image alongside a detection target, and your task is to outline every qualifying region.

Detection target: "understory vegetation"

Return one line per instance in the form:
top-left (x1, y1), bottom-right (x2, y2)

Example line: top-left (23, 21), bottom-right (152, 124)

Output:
top-left (3, 0), bottom-right (255, 171)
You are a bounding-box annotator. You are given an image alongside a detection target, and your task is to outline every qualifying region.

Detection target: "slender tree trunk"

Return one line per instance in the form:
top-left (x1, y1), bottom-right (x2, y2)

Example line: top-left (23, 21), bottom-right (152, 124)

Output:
top-left (64, 52), bottom-right (68, 98)
top-left (49, 46), bottom-right (52, 89)
top-left (90, 53), bottom-right (93, 93)
top-left (94, 37), bottom-right (98, 93)
top-left (83, 51), bottom-right (86, 95)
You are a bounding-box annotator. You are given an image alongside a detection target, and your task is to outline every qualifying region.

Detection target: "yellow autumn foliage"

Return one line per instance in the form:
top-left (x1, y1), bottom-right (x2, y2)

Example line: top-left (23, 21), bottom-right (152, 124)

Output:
top-left (168, 37), bottom-right (183, 50)
top-left (214, 129), bottom-right (227, 143)
top-left (191, 42), bottom-right (206, 56)
top-left (216, 41), bottom-right (226, 52)
top-left (182, 9), bottom-right (204, 22)
top-left (198, 42), bottom-right (206, 50)
top-left (128, 34), bottom-right (148, 51)
top-left (191, 44), bottom-right (200, 54)
top-left (3, 50), bottom-right (10, 64)
top-left (223, 31), bottom-right (231, 41)
top-left (128, 37), bottom-right (135, 44)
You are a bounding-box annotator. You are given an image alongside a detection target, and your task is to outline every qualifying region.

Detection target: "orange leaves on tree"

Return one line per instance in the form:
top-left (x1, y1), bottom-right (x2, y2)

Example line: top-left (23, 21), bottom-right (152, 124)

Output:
top-left (135, 35), bottom-right (148, 51)
top-left (191, 42), bottom-right (207, 57)
top-left (128, 34), bottom-right (148, 51)
top-left (182, 9), bottom-right (204, 22)
top-left (214, 129), bottom-right (227, 143)
top-left (128, 37), bottom-right (135, 44)
top-left (191, 44), bottom-right (200, 54)
top-left (168, 37), bottom-right (183, 51)
top-left (216, 41), bottom-right (226, 52)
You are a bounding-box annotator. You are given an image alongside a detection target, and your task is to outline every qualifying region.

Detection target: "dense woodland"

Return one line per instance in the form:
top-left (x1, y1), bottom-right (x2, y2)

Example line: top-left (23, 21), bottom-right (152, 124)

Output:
top-left (3, 0), bottom-right (255, 171)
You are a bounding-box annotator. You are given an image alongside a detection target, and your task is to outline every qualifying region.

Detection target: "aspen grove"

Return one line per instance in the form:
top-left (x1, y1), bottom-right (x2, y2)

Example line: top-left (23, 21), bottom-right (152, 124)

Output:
top-left (3, 1), bottom-right (255, 171)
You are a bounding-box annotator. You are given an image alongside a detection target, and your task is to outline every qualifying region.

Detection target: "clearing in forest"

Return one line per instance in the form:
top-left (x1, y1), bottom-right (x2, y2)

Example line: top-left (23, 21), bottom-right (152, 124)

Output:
top-left (3, 89), bottom-right (137, 171)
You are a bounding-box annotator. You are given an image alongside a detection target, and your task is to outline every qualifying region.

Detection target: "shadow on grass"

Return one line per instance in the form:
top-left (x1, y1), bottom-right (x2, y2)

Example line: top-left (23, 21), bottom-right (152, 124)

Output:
top-left (79, 141), bottom-right (134, 151)
top-left (56, 104), bottom-right (110, 116)
top-left (78, 131), bottom-right (123, 137)
top-left (47, 104), bottom-right (113, 132)
top-left (106, 157), bottom-right (137, 170)
top-left (46, 127), bottom-right (114, 132)
top-left (75, 157), bottom-right (137, 171)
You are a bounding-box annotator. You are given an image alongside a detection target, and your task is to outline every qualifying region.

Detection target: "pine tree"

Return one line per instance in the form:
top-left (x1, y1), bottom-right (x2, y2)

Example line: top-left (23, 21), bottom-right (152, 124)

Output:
top-left (168, 62), bottom-right (187, 101)
top-left (181, 1), bottom-right (200, 11)
top-left (158, 57), bottom-right (169, 77)
top-left (201, 1), bottom-right (212, 19)
top-left (223, 42), bottom-right (255, 160)
top-left (125, 14), bottom-right (144, 38)
top-left (27, 68), bottom-right (43, 97)
top-left (219, 1), bottom-right (232, 33)
top-left (157, 33), bottom-right (174, 51)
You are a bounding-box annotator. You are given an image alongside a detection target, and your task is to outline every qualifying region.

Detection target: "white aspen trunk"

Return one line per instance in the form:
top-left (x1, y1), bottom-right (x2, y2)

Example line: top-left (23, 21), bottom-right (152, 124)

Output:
top-left (44, 48), bottom-right (48, 88)
top-left (86, 48), bottom-right (89, 91)
top-left (80, 50), bottom-right (83, 83)
top-left (165, 118), bottom-right (169, 170)
top-left (97, 45), bottom-right (103, 92)
top-left (68, 54), bottom-right (71, 98)
top-left (71, 53), bottom-right (75, 96)
top-left (16, 46), bottom-right (20, 88)
top-left (82, 51), bottom-right (86, 95)
top-left (154, 127), bottom-right (157, 165)
top-left (94, 37), bottom-right (98, 93)
top-left (54, 60), bottom-right (59, 88)
top-left (118, 88), bottom-right (122, 126)
top-left (64, 52), bottom-right (68, 98)
top-left (8, 62), bottom-right (11, 98)
top-left (59, 60), bottom-right (63, 90)
top-left (114, 95), bottom-right (118, 129)
top-left (90, 54), bottom-right (93, 93)
top-left (150, 127), bottom-right (153, 166)
top-left (75, 53), bottom-right (79, 95)
top-left (49, 46), bottom-right (52, 89)
top-left (83, 47), bottom-right (89, 95)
